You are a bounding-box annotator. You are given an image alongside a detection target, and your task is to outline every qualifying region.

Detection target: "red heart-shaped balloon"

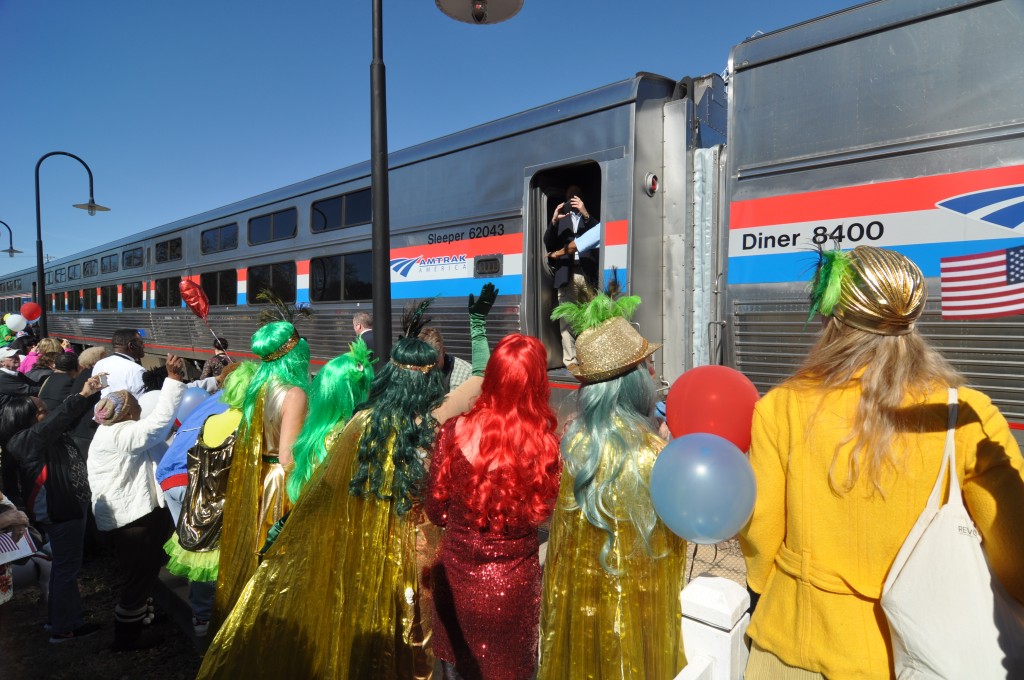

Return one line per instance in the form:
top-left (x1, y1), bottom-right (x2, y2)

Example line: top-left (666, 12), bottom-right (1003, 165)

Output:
top-left (179, 279), bottom-right (210, 321)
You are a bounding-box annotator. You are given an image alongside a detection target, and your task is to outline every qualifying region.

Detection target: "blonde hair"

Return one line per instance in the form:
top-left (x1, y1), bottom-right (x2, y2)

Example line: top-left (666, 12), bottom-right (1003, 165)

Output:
top-left (789, 317), bottom-right (963, 494)
top-left (78, 346), bottom-right (109, 369)
top-left (36, 338), bottom-right (62, 354)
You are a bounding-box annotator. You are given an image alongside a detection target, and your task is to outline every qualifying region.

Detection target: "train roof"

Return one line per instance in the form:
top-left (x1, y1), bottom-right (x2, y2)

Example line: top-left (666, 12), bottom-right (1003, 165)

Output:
top-left (8, 71), bottom-right (676, 280)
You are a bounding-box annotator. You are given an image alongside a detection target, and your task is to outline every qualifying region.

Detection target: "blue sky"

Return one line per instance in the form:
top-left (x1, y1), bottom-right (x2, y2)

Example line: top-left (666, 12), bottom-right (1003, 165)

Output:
top-left (0, 0), bottom-right (853, 275)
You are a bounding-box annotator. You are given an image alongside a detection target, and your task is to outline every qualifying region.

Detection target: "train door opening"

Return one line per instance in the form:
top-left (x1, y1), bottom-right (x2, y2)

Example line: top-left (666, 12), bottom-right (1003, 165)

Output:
top-left (527, 162), bottom-right (602, 371)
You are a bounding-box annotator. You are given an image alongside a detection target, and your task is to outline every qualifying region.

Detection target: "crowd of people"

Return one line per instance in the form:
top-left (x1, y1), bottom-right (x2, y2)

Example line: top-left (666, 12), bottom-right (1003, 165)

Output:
top-left (0, 244), bottom-right (1022, 679)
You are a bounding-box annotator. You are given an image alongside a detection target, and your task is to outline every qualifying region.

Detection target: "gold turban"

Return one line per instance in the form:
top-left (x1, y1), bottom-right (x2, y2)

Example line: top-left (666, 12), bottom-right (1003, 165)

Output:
top-left (831, 246), bottom-right (927, 336)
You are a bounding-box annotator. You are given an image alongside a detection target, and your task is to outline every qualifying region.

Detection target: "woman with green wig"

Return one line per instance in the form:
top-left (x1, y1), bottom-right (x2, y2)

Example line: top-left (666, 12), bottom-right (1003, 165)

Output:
top-left (285, 337), bottom-right (374, 504)
top-left (199, 333), bottom-right (446, 680)
top-left (214, 321), bottom-right (310, 619)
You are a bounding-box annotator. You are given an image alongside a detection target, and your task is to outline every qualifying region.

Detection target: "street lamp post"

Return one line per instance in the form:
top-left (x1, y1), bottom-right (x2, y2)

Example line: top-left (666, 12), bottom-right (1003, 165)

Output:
top-left (369, 0), bottom-right (523, 361)
top-left (0, 221), bottom-right (23, 258)
top-left (35, 151), bottom-right (109, 338)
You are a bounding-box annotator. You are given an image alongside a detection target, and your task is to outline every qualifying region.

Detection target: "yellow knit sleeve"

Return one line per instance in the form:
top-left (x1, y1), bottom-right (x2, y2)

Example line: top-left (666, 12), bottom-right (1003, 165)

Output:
top-left (739, 398), bottom-right (787, 594)
top-left (959, 388), bottom-right (1024, 605)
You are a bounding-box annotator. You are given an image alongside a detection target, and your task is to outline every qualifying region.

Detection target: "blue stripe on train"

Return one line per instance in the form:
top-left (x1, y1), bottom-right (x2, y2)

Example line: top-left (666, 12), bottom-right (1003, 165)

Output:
top-left (727, 237), bottom-right (1024, 285)
top-left (392, 276), bottom-right (520, 299)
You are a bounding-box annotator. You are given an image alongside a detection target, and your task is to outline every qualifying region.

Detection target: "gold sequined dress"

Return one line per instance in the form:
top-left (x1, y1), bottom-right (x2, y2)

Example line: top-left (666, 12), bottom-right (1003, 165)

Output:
top-left (197, 410), bottom-right (433, 680)
top-left (537, 433), bottom-right (688, 679)
top-left (214, 381), bottom-right (295, 619)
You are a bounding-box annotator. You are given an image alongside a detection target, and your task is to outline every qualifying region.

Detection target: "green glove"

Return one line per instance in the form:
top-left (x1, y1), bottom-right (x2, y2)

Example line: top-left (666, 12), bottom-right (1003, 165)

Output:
top-left (469, 284), bottom-right (498, 376)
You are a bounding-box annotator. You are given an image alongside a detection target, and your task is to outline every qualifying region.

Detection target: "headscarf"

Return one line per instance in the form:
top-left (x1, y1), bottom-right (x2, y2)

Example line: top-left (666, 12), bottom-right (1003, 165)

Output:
top-left (94, 390), bottom-right (139, 426)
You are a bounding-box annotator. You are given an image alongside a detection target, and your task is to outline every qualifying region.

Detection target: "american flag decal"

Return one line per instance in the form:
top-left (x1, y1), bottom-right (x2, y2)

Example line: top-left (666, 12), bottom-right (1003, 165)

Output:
top-left (940, 245), bottom-right (1024, 320)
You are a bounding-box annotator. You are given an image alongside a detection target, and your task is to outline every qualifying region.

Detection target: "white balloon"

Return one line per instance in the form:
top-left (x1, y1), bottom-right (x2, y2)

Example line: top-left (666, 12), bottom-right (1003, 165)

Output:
top-left (138, 391), bottom-right (162, 420)
top-left (6, 314), bottom-right (27, 332)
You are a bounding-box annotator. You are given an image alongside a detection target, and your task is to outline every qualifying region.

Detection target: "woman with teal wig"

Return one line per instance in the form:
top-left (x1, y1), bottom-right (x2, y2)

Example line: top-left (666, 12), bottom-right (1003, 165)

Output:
top-left (286, 337), bottom-right (374, 504)
top-left (215, 320), bottom-right (310, 619)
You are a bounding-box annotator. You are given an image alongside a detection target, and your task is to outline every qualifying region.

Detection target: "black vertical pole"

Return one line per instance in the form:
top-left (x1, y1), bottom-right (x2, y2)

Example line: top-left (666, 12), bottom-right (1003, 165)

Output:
top-left (370, 0), bottom-right (393, 360)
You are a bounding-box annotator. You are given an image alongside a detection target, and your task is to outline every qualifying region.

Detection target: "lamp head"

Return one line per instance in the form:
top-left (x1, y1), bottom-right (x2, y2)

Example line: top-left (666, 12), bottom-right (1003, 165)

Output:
top-left (3, 247), bottom-right (23, 258)
top-left (436, 0), bottom-right (523, 24)
top-left (72, 199), bottom-right (110, 217)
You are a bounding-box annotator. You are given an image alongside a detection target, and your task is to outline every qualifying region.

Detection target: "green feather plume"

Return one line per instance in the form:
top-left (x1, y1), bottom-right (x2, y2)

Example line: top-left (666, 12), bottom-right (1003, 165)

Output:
top-left (551, 273), bottom-right (642, 335)
top-left (808, 249), bottom-right (854, 321)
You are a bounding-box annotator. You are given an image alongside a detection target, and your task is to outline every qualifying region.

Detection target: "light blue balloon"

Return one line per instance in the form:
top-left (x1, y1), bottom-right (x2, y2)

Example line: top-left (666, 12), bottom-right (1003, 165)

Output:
top-left (649, 432), bottom-right (757, 544)
top-left (176, 386), bottom-right (210, 424)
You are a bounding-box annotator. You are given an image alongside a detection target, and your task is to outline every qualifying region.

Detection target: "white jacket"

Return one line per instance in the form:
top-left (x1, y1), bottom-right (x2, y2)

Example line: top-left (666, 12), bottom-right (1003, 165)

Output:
top-left (88, 380), bottom-right (185, 531)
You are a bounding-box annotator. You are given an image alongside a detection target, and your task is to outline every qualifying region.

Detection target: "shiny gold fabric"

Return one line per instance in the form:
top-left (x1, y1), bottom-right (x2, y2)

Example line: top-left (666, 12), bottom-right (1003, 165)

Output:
top-left (197, 410), bottom-right (434, 680)
top-left (570, 316), bottom-right (662, 384)
top-left (177, 419), bottom-right (236, 552)
top-left (537, 434), bottom-right (687, 679)
top-left (257, 458), bottom-right (289, 550)
top-left (833, 246), bottom-right (926, 336)
top-left (214, 391), bottom-right (265, 620)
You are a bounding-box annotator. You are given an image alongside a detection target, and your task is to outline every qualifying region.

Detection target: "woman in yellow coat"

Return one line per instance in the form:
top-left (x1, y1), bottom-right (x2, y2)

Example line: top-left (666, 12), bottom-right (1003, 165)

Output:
top-left (739, 246), bottom-right (1024, 679)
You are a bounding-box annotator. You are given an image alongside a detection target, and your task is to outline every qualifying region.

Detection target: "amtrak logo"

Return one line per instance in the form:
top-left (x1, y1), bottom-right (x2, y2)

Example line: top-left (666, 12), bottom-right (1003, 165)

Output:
top-left (390, 254), bottom-right (469, 278)
top-left (937, 185), bottom-right (1024, 232)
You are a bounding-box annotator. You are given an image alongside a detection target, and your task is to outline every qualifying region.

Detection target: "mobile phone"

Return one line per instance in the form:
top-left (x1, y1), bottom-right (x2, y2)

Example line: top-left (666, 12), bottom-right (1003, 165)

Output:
top-left (97, 374), bottom-right (109, 388)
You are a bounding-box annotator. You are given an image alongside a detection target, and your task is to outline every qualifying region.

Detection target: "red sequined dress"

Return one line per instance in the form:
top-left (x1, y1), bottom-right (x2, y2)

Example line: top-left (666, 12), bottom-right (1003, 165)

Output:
top-left (425, 420), bottom-right (551, 680)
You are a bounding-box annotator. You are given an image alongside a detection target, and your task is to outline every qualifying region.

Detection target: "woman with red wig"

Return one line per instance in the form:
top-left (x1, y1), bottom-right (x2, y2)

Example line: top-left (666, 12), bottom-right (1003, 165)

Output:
top-left (425, 334), bottom-right (561, 680)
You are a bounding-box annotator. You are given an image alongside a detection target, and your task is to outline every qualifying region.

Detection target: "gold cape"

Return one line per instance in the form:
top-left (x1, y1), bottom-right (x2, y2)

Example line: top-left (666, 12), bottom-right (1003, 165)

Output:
top-left (537, 434), bottom-right (688, 679)
top-left (197, 410), bottom-right (433, 680)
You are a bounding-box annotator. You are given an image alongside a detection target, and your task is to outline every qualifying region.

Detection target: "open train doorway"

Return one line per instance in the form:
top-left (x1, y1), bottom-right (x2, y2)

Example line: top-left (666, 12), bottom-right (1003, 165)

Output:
top-left (527, 162), bottom-right (602, 372)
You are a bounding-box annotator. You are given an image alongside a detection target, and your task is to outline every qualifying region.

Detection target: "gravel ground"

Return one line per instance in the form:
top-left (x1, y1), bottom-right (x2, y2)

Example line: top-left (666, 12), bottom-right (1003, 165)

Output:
top-left (0, 548), bottom-right (201, 680)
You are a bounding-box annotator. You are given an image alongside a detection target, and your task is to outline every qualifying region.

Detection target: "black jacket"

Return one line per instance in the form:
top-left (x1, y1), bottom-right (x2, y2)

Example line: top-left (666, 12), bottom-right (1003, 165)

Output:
top-left (0, 369), bottom-right (40, 398)
top-left (544, 213), bottom-right (600, 290)
top-left (39, 372), bottom-right (77, 411)
top-left (6, 393), bottom-right (93, 523)
top-left (69, 368), bottom-right (101, 444)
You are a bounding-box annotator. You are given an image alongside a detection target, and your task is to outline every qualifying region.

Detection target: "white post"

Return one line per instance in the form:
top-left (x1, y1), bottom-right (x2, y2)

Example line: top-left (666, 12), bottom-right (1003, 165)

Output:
top-left (675, 576), bottom-right (750, 680)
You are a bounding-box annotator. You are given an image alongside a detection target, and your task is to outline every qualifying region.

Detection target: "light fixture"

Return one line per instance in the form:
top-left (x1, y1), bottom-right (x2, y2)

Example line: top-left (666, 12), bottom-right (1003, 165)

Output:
top-left (73, 199), bottom-right (111, 216)
top-left (435, 0), bottom-right (523, 25)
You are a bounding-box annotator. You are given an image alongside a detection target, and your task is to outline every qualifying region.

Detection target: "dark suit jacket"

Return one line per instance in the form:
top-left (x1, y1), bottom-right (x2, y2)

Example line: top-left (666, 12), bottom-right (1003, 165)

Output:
top-left (544, 212), bottom-right (600, 290)
top-left (39, 372), bottom-right (76, 411)
top-left (359, 329), bottom-right (375, 355)
top-left (0, 369), bottom-right (40, 398)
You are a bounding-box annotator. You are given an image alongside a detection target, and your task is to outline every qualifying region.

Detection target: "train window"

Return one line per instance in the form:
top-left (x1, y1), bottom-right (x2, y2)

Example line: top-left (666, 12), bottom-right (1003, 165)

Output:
top-left (201, 224), bottom-right (239, 254)
top-left (123, 248), bottom-right (144, 269)
top-left (67, 290), bottom-right (80, 311)
top-left (46, 272), bottom-right (53, 285)
top-left (311, 189), bottom-right (372, 233)
top-left (84, 260), bottom-right (98, 277)
top-left (310, 252), bottom-right (373, 301)
top-left (68, 264), bottom-right (80, 281)
top-left (122, 282), bottom-right (144, 308)
top-left (100, 255), bottom-right (118, 274)
top-left (155, 276), bottom-right (182, 307)
top-left (200, 269), bottom-right (237, 306)
top-left (248, 208), bottom-right (297, 245)
top-left (56, 269), bottom-right (66, 283)
top-left (248, 261), bottom-right (296, 303)
top-left (100, 285), bottom-right (118, 308)
top-left (155, 237), bottom-right (182, 263)
top-left (83, 288), bottom-right (98, 310)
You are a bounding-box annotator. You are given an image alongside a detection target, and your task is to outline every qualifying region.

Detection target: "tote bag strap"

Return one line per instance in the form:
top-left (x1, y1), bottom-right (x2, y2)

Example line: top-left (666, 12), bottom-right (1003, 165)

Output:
top-left (923, 387), bottom-right (962, 512)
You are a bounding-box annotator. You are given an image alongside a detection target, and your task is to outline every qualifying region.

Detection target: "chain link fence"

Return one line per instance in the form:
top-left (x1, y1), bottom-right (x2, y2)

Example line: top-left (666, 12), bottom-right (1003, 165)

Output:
top-left (686, 538), bottom-right (746, 586)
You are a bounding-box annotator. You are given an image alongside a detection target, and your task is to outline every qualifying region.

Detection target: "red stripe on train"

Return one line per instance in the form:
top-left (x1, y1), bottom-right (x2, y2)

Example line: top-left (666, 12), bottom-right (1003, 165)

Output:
top-left (729, 164), bottom-right (1024, 230)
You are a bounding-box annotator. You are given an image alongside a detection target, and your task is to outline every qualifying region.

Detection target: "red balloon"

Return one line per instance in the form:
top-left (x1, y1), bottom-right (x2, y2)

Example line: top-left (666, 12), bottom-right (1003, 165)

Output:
top-left (20, 302), bottom-right (42, 322)
top-left (179, 279), bottom-right (210, 321)
top-left (665, 365), bottom-right (760, 452)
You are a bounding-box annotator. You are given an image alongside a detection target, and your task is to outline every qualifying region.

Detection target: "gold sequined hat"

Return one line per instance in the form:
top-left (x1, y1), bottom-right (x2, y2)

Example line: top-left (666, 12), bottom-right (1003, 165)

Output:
top-left (570, 316), bottom-right (661, 384)
top-left (810, 246), bottom-right (927, 336)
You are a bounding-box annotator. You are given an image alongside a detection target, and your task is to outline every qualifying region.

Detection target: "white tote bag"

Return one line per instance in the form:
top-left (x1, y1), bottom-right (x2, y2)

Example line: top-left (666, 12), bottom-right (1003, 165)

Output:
top-left (881, 388), bottom-right (1024, 679)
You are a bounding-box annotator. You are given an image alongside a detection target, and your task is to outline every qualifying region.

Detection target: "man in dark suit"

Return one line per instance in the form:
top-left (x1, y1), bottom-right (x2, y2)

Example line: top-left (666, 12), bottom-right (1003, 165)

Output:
top-left (352, 311), bottom-right (374, 354)
top-left (544, 185), bottom-right (599, 370)
top-left (0, 346), bottom-right (40, 399)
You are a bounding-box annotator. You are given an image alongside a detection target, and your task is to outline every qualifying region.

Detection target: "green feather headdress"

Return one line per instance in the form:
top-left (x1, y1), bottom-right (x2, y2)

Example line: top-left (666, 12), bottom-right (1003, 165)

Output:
top-left (550, 272), bottom-right (641, 334)
top-left (808, 248), bottom-right (854, 321)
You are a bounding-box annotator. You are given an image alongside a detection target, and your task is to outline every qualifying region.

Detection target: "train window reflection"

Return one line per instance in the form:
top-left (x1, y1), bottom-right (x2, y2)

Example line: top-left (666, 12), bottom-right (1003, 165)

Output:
top-left (83, 288), bottom-right (98, 310)
top-left (311, 189), bottom-right (371, 233)
top-left (155, 238), bottom-right (183, 263)
top-left (200, 269), bottom-right (238, 306)
top-left (248, 261), bottom-right (296, 303)
top-left (201, 223), bottom-right (238, 254)
top-left (310, 252), bottom-right (372, 302)
top-left (67, 290), bottom-right (80, 312)
top-left (123, 248), bottom-right (144, 270)
top-left (249, 208), bottom-right (297, 245)
top-left (122, 282), bottom-right (144, 309)
top-left (68, 264), bottom-right (80, 281)
top-left (100, 285), bottom-right (118, 309)
top-left (155, 276), bottom-right (183, 307)
top-left (100, 255), bottom-right (118, 274)
top-left (84, 260), bottom-right (98, 277)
